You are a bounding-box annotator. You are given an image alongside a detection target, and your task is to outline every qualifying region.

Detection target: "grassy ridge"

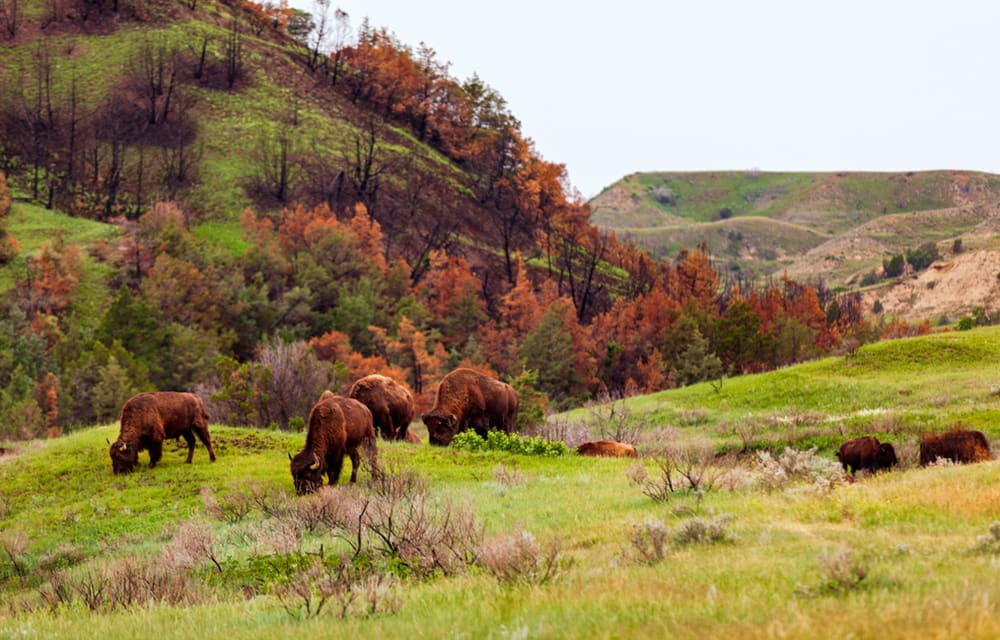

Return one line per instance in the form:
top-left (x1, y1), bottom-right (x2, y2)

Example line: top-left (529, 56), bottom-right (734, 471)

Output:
top-left (5, 328), bottom-right (1000, 637)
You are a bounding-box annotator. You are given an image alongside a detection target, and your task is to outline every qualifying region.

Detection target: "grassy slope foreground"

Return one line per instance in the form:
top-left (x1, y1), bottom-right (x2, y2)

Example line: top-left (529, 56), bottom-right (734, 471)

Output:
top-left (5, 329), bottom-right (1000, 637)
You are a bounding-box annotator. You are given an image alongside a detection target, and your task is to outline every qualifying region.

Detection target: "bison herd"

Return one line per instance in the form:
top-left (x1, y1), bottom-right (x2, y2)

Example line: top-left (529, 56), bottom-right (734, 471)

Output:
top-left (108, 368), bottom-right (523, 493)
top-left (107, 371), bottom-right (994, 492)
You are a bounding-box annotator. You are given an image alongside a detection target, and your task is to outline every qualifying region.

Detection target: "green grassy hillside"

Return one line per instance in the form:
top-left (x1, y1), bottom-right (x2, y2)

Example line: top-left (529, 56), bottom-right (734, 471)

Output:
top-left (591, 170), bottom-right (1000, 287)
top-left (5, 327), bottom-right (1000, 637)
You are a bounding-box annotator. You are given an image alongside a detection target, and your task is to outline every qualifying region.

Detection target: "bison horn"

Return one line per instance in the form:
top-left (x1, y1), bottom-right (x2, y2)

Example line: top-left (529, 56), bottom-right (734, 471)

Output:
top-left (309, 453), bottom-right (321, 470)
top-left (120, 442), bottom-right (127, 451)
top-left (287, 452), bottom-right (293, 462)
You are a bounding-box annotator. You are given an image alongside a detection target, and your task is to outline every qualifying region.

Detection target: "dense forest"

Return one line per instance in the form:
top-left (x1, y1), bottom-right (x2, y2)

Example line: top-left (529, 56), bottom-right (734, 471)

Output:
top-left (0, 0), bottom-right (926, 440)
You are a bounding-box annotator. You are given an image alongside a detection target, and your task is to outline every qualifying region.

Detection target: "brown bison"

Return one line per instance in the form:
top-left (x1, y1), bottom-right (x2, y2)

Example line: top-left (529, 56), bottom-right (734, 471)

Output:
top-left (109, 392), bottom-right (217, 474)
top-left (348, 374), bottom-right (415, 440)
top-left (919, 429), bottom-right (991, 466)
top-left (577, 440), bottom-right (637, 458)
top-left (289, 392), bottom-right (377, 494)
top-left (836, 436), bottom-right (898, 475)
top-left (422, 368), bottom-right (519, 446)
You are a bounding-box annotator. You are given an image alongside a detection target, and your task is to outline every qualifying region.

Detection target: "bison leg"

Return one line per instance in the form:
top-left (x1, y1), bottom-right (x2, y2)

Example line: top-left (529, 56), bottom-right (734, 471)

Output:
top-left (182, 431), bottom-right (196, 463)
top-left (348, 447), bottom-right (361, 483)
top-left (194, 426), bottom-right (217, 462)
top-left (148, 440), bottom-right (163, 468)
top-left (327, 451), bottom-right (345, 485)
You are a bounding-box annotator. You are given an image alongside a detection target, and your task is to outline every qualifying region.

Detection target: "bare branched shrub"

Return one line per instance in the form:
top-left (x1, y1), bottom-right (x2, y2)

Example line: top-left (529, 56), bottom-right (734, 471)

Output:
top-left (315, 459), bottom-right (482, 578)
top-left (629, 518), bottom-right (670, 564)
top-left (625, 462), bottom-right (649, 486)
top-left (290, 485), bottom-right (350, 533)
top-left (811, 548), bottom-right (869, 594)
top-left (672, 514), bottom-right (733, 547)
top-left (529, 416), bottom-right (591, 448)
top-left (201, 486), bottom-right (254, 523)
top-left (0, 529), bottom-right (29, 579)
top-left (493, 463), bottom-right (525, 489)
top-left (103, 557), bottom-right (197, 610)
top-left (258, 519), bottom-right (304, 555)
top-left (478, 529), bottom-right (571, 585)
top-left (164, 522), bottom-right (223, 572)
top-left (352, 572), bottom-right (402, 617)
top-left (585, 397), bottom-right (643, 445)
top-left (676, 408), bottom-right (710, 426)
top-left (70, 572), bottom-right (108, 611)
top-left (275, 562), bottom-right (352, 620)
top-left (973, 522), bottom-right (1000, 555)
top-left (720, 417), bottom-right (763, 452)
top-left (35, 570), bottom-right (74, 613)
top-left (640, 443), bottom-right (729, 501)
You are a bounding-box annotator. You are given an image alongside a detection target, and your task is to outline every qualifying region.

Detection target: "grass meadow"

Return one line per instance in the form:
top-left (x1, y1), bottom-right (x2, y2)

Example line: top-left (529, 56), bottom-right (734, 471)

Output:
top-left (5, 328), bottom-right (1000, 638)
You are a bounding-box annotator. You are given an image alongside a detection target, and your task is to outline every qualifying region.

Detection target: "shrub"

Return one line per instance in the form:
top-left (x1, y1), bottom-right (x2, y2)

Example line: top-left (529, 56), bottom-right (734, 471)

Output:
top-left (629, 518), bottom-right (670, 564)
top-left (450, 429), bottom-right (569, 456)
top-left (477, 529), bottom-right (571, 585)
top-left (806, 548), bottom-right (869, 595)
top-left (973, 522), bottom-right (1000, 555)
top-left (957, 317), bottom-right (974, 331)
top-left (672, 514), bottom-right (733, 547)
top-left (748, 447), bottom-right (844, 492)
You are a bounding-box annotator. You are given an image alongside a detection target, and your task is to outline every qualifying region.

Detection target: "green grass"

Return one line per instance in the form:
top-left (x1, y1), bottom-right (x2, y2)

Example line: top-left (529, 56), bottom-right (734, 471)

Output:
top-left (6, 328), bottom-right (1000, 637)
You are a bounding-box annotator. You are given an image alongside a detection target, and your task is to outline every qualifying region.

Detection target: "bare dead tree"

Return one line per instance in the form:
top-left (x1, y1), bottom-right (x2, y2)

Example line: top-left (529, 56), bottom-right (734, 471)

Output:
top-left (224, 16), bottom-right (244, 90)
top-left (0, 0), bottom-right (22, 39)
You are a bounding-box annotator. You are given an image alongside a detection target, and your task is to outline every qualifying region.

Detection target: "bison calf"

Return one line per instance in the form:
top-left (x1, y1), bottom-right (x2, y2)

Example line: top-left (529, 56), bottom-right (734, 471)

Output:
top-left (290, 392), bottom-right (377, 495)
top-left (422, 368), bottom-right (518, 446)
top-left (836, 436), bottom-right (897, 475)
top-left (109, 392), bottom-right (217, 474)
top-left (919, 429), bottom-right (991, 466)
top-left (577, 441), bottom-right (637, 458)
top-left (348, 374), bottom-right (415, 440)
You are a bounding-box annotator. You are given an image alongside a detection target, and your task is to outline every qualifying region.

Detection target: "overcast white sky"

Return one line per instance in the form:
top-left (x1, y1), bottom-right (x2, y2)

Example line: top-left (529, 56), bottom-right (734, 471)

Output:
top-left (292, 0), bottom-right (1000, 199)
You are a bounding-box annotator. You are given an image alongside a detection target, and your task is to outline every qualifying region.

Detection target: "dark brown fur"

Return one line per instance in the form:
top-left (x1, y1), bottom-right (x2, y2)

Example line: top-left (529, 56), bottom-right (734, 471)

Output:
top-left (919, 429), bottom-right (991, 466)
top-left (348, 374), bottom-right (415, 440)
top-left (421, 368), bottom-right (519, 446)
top-left (836, 436), bottom-right (898, 475)
top-left (290, 393), bottom-right (377, 494)
top-left (109, 392), bottom-right (217, 474)
top-left (577, 440), bottom-right (637, 458)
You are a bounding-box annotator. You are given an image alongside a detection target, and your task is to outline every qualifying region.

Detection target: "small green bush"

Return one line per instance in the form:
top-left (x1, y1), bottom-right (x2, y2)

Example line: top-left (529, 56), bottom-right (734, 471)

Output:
top-left (450, 430), bottom-right (569, 456)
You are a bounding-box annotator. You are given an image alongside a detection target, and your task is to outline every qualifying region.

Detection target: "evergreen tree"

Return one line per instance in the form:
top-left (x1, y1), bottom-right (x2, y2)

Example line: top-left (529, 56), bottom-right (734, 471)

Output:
top-left (673, 327), bottom-right (723, 387)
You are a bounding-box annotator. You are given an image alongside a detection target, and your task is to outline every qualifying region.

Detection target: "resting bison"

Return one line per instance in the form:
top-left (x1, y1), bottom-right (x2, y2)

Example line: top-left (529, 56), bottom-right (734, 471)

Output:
top-left (348, 374), bottom-right (415, 440)
top-left (836, 436), bottom-right (898, 475)
top-left (109, 392), bottom-right (217, 474)
top-left (919, 429), bottom-right (991, 466)
top-left (422, 368), bottom-right (518, 446)
top-left (577, 441), bottom-right (637, 458)
top-left (289, 392), bottom-right (377, 494)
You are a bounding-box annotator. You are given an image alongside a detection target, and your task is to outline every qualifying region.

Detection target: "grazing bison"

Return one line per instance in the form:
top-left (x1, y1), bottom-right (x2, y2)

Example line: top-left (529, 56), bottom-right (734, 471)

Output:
top-left (109, 392), bottom-right (217, 474)
top-left (348, 374), bottom-right (415, 440)
top-left (289, 393), bottom-right (377, 494)
top-left (919, 429), bottom-right (991, 466)
top-left (836, 436), bottom-right (898, 475)
top-left (422, 368), bottom-right (519, 446)
top-left (577, 441), bottom-right (637, 458)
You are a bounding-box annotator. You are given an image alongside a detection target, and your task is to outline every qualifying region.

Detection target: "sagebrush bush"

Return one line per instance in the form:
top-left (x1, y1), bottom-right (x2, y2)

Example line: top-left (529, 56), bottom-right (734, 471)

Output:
top-left (749, 447), bottom-right (844, 492)
top-left (810, 548), bottom-right (870, 595)
top-left (477, 529), bottom-right (570, 585)
top-left (672, 514), bottom-right (733, 547)
top-left (629, 518), bottom-right (670, 564)
top-left (973, 522), bottom-right (1000, 554)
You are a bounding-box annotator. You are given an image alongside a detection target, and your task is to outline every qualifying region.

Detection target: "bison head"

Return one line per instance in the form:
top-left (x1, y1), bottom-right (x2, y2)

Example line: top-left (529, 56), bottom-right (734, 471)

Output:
top-left (422, 410), bottom-right (459, 446)
top-left (290, 451), bottom-right (325, 495)
top-left (109, 439), bottom-right (138, 474)
top-left (876, 442), bottom-right (899, 470)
